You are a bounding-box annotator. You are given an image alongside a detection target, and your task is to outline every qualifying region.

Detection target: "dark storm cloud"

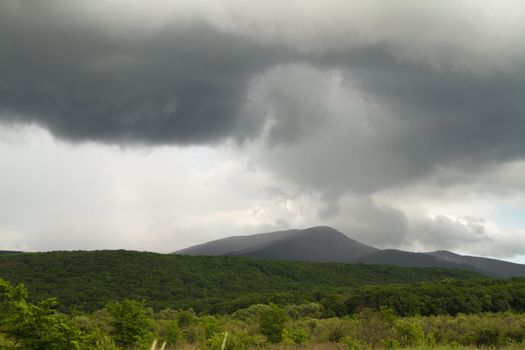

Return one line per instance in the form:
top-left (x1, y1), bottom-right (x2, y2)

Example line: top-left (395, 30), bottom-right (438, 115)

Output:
top-left (3, 0), bottom-right (525, 191)
top-left (0, 2), bottom-right (294, 145)
top-left (246, 45), bottom-right (525, 197)
top-left (3, 0), bottom-right (525, 258)
top-left (334, 49), bottom-right (525, 168)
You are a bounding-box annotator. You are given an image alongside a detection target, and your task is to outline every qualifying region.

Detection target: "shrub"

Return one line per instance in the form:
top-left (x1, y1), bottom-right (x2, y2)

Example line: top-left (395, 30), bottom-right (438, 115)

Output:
top-left (341, 336), bottom-right (364, 350)
top-left (394, 317), bottom-right (425, 347)
top-left (177, 309), bottom-right (197, 328)
top-left (258, 304), bottom-right (287, 343)
top-left (0, 279), bottom-right (82, 349)
top-left (285, 303), bottom-right (324, 320)
top-left (200, 315), bottom-right (223, 340)
top-left (156, 319), bottom-right (183, 346)
top-left (106, 300), bottom-right (153, 346)
top-left (283, 326), bottom-right (310, 345)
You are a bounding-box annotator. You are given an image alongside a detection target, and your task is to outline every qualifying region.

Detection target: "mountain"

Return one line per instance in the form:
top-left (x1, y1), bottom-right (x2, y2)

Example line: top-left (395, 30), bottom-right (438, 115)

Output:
top-left (355, 249), bottom-right (525, 278)
top-left (177, 228), bottom-right (303, 256)
top-left (356, 249), bottom-right (466, 269)
top-left (0, 250), bottom-right (22, 255)
top-left (177, 226), bottom-right (378, 262)
top-left (177, 226), bottom-right (525, 278)
top-left (354, 249), bottom-right (486, 275)
top-left (429, 250), bottom-right (525, 278)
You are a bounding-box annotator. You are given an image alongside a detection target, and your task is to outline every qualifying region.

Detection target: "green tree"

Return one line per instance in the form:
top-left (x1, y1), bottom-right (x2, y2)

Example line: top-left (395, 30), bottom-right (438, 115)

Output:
top-left (157, 319), bottom-right (182, 346)
top-left (258, 303), bottom-right (287, 343)
top-left (106, 299), bottom-right (152, 346)
top-left (0, 278), bottom-right (81, 349)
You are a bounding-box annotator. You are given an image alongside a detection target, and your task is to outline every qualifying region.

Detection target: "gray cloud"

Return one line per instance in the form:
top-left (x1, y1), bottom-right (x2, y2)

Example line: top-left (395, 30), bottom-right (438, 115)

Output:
top-left (326, 196), bottom-right (525, 258)
top-left (333, 196), bottom-right (409, 247)
top-left (242, 48), bottom-right (525, 198)
top-left (408, 215), bottom-right (525, 258)
top-left (2, 0), bottom-right (525, 259)
top-left (3, 1), bottom-right (525, 174)
top-left (0, 1), bottom-right (295, 145)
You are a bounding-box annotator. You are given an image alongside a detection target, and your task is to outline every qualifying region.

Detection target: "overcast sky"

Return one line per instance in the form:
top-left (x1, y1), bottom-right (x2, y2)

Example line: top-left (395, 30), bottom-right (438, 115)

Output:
top-left (1, 0), bottom-right (525, 262)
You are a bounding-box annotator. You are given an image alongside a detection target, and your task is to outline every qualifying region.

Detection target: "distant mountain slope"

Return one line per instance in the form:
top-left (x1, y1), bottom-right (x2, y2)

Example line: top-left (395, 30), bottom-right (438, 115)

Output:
top-left (0, 250), bottom-right (22, 254)
top-left (177, 226), bottom-right (525, 278)
top-left (176, 228), bottom-right (303, 256)
top-left (355, 249), bottom-right (525, 278)
top-left (356, 249), bottom-right (460, 268)
top-left (232, 226), bottom-right (378, 262)
top-left (177, 226), bottom-right (378, 262)
top-left (429, 250), bottom-right (525, 278)
top-left (355, 249), bottom-right (485, 274)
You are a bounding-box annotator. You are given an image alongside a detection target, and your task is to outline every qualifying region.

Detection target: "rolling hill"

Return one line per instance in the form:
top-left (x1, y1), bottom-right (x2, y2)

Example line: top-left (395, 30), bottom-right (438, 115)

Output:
top-left (0, 250), bottom-right (480, 313)
top-left (177, 226), bottom-right (525, 278)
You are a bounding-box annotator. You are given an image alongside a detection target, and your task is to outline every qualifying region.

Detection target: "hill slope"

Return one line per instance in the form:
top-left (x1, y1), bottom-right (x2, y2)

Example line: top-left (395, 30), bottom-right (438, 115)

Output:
top-left (356, 249), bottom-right (460, 268)
top-left (429, 250), bottom-right (525, 278)
top-left (178, 226), bottom-right (378, 262)
top-left (354, 249), bottom-right (525, 278)
top-left (178, 226), bottom-right (525, 278)
top-left (176, 228), bottom-right (303, 256)
top-left (0, 250), bottom-right (479, 313)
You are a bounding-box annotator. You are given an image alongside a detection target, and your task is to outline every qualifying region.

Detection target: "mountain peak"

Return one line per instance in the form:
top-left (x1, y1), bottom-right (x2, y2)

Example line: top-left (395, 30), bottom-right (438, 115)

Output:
top-left (176, 226), bottom-right (378, 262)
top-left (176, 226), bottom-right (525, 278)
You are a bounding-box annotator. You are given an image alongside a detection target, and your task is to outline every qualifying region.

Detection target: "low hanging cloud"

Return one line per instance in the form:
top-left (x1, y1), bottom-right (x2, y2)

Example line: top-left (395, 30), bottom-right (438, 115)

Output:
top-left (408, 214), bottom-right (525, 258)
top-left (320, 195), bottom-right (525, 258)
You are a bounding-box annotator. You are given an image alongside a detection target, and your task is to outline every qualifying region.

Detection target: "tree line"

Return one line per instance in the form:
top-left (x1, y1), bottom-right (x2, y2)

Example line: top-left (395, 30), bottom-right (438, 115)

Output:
top-left (0, 250), bottom-right (482, 313)
top-left (2, 279), bottom-right (525, 349)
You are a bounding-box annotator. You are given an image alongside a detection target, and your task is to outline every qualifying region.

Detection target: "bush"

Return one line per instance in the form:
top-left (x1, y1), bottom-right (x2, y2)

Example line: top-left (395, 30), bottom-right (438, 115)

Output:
top-left (156, 319), bottom-right (182, 346)
top-left (285, 303), bottom-right (323, 319)
top-left (200, 315), bottom-right (223, 340)
top-left (176, 309), bottom-right (197, 328)
top-left (341, 336), bottom-right (364, 350)
top-left (258, 304), bottom-right (287, 343)
top-left (355, 307), bottom-right (396, 348)
top-left (0, 279), bottom-right (82, 349)
top-left (106, 300), bottom-right (153, 346)
top-left (313, 318), bottom-right (352, 343)
top-left (283, 326), bottom-right (310, 345)
top-left (394, 317), bottom-right (425, 347)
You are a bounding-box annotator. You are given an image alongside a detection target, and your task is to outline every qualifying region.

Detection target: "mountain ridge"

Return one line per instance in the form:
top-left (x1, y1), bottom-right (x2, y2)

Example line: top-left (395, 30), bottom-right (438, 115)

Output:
top-left (176, 226), bottom-right (525, 278)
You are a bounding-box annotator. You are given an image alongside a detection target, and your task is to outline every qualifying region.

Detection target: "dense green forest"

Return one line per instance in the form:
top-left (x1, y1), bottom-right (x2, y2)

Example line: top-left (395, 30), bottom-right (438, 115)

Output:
top-left (1, 251), bottom-right (525, 349)
top-left (0, 250), bottom-right (482, 313)
top-left (1, 278), bottom-right (525, 349)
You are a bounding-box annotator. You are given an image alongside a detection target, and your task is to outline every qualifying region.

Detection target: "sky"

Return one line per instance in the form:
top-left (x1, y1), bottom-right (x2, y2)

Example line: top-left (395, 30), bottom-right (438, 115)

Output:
top-left (1, 0), bottom-right (525, 262)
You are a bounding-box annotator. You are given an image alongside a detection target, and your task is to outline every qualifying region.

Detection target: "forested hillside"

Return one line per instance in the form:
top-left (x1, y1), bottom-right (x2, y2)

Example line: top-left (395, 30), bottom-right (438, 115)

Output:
top-left (2, 251), bottom-right (525, 349)
top-left (2, 278), bottom-right (525, 350)
top-left (0, 250), bottom-right (481, 313)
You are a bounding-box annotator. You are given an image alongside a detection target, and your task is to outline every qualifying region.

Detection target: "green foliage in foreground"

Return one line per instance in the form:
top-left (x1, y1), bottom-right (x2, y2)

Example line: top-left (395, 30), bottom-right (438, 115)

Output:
top-left (1, 279), bottom-right (525, 350)
top-left (0, 279), bottom-right (81, 349)
top-left (107, 300), bottom-right (153, 346)
top-left (0, 250), bottom-right (481, 313)
top-left (258, 304), bottom-right (287, 343)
